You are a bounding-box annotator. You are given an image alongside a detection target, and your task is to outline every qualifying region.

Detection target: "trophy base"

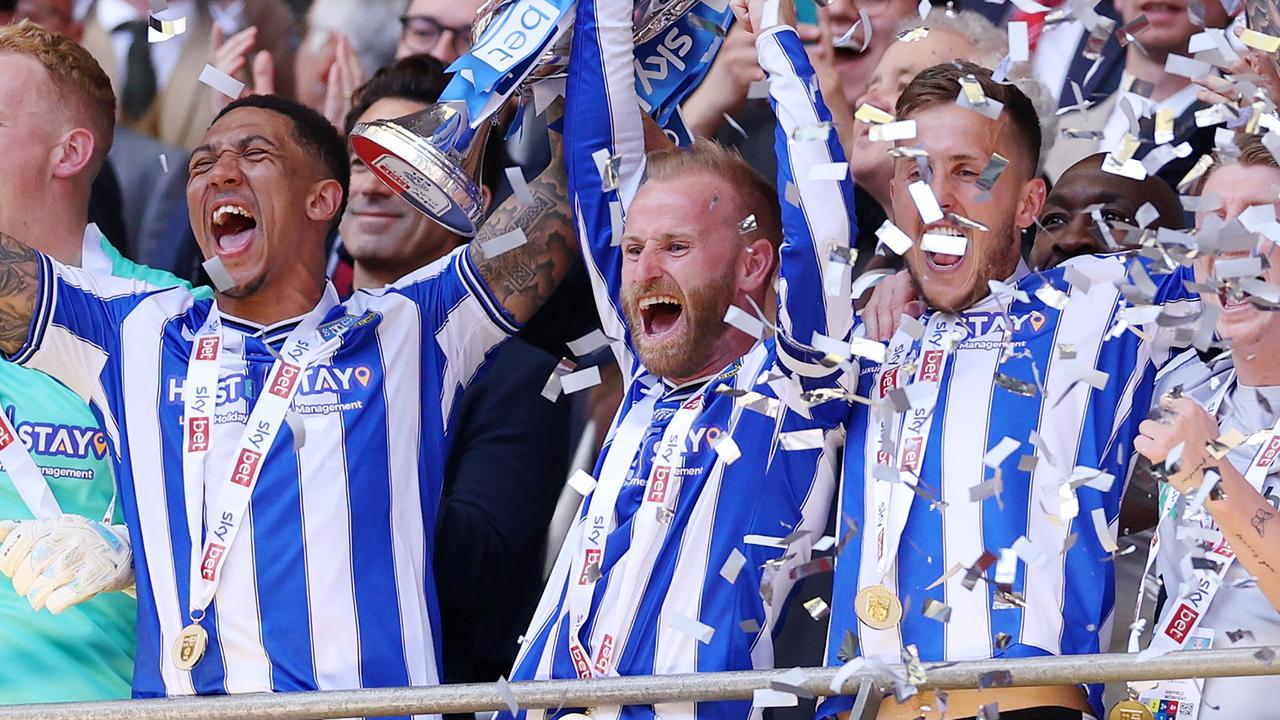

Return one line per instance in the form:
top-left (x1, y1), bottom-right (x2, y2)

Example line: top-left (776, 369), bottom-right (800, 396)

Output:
top-left (349, 120), bottom-right (487, 238)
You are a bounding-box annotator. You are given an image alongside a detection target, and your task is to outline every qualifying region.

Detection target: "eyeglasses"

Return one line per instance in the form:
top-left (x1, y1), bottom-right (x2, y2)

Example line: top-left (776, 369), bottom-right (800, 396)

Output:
top-left (399, 15), bottom-right (474, 58)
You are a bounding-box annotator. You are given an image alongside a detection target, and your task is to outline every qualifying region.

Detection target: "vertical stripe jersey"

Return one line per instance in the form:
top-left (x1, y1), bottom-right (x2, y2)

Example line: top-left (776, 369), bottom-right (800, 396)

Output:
top-left (0, 230), bottom-right (204, 703)
top-left (9, 244), bottom-right (516, 713)
top-left (503, 5), bottom-right (857, 720)
top-left (823, 254), bottom-right (1196, 717)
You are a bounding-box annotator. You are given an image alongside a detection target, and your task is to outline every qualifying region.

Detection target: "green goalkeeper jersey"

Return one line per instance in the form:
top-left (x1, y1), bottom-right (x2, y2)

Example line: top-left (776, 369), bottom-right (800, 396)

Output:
top-left (0, 232), bottom-right (208, 703)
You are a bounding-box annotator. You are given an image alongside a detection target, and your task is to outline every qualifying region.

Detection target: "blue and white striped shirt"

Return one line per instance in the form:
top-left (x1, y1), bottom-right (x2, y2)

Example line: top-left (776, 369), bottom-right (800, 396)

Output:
top-left (824, 254), bottom-right (1196, 717)
top-left (12, 246), bottom-right (515, 711)
top-left (503, 4), bottom-right (856, 720)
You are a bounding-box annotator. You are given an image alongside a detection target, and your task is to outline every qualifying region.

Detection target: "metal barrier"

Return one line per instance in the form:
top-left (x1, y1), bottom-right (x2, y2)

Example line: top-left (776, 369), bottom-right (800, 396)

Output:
top-left (3, 647), bottom-right (1277, 720)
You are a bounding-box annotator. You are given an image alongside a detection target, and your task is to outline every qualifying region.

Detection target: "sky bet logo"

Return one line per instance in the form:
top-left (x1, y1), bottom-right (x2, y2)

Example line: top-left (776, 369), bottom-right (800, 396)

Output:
top-left (231, 448), bottom-right (263, 487)
top-left (0, 406), bottom-right (108, 460)
top-left (167, 364), bottom-right (373, 406)
top-left (269, 363), bottom-right (302, 398)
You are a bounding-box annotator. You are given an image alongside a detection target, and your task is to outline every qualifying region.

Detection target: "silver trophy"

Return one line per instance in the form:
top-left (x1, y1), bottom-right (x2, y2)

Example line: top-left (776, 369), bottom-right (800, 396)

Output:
top-left (349, 0), bottom-right (701, 237)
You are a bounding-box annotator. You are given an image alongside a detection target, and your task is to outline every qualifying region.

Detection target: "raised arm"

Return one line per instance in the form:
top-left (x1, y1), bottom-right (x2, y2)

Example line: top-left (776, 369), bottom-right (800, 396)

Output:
top-left (0, 232), bottom-right (41, 357)
top-left (563, 0), bottom-right (649, 374)
top-left (469, 129), bottom-right (577, 327)
top-left (748, 0), bottom-right (857, 376)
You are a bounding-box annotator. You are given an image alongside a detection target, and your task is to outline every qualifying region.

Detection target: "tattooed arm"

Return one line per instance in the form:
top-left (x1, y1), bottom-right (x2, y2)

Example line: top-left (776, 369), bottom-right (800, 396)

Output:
top-left (1137, 396), bottom-right (1280, 610)
top-left (0, 232), bottom-right (41, 357)
top-left (469, 132), bottom-right (576, 327)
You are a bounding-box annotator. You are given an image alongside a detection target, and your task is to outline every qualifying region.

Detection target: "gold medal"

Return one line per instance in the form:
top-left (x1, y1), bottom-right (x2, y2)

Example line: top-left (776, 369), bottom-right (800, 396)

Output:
top-left (854, 584), bottom-right (903, 630)
top-left (173, 622), bottom-right (209, 671)
top-left (1107, 699), bottom-right (1154, 720)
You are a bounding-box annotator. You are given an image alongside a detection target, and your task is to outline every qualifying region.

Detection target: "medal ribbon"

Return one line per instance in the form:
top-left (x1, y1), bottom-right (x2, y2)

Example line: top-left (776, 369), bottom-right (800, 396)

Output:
top-left (867, 313), bottom-right (957, 582)
top-left (563, 379), bottom-right (705, 678)
top-left (0, 406), bottom-right (63, 519)
top-left (179, 291), bottom-right (347, 637)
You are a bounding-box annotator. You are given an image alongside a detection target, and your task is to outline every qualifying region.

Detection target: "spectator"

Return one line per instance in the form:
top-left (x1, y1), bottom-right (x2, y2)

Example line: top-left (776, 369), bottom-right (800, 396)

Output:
top-left (340, 55), bottom-right (573, 689)
top-left (1031, 151), bottom-right (1185, 270)
top-left (11, 0), bottom-right (187, 267)
top-left (850, 12), bottom-right (1009, 220)
top-left (293, 0), bottom-right (401, 118)
top-left (79, 0), bottom-right (298, 149)
top-left (1044, 0), bottom-right (1235, 185)
top-left (0, 19), bottom-right (200, 704)
top-left (1134, 131), bottom-right (1280, 719)
top-left (396, 0), bottom-right (484, 64)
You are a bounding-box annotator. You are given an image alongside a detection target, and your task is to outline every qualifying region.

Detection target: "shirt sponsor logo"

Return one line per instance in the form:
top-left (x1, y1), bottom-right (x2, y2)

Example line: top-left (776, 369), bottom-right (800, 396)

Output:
top-left (167, 364), bottom-right (374, 406)
top-left (201, 542), bottom-right (226, 581)
top-left (194, 336), bottom-right (220, 361)
top-left (187, 416), bottom-right (210, 453)
top-left (1, 407), bottom-right (109, 460)
top-left (269, 363), bottom-right (303, 398)
top-left (1164, 602), bottom-right (1199, 643)
top-left (647, 465), bottom-right (672, 503)
top-left (230, 448), bottom-right (263, 487)
top-left (579, 548), bottom-right (602, 585)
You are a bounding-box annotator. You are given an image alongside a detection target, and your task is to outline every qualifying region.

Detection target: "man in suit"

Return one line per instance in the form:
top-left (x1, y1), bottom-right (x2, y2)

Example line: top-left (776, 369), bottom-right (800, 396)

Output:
top-left (79, 0), bottom-right (298, 149)
top-left (1043, 0), bottom-right (1234, 186)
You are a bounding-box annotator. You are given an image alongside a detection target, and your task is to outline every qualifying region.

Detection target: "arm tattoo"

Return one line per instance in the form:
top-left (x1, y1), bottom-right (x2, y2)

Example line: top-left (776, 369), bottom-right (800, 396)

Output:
top-left (1247, 0), bottom-right (1280, 37)
top-left (471, 152), bottom-right (576, 326)
top-left (1252, 507), bottom-right (1274, 537)
top-left (0, 233), bottom-right (39, 356)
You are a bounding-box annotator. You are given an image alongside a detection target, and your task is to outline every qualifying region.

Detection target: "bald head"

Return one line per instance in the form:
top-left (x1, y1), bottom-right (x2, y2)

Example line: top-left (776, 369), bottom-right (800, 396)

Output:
top-left (1030, 153), bottom-right (1184, 270)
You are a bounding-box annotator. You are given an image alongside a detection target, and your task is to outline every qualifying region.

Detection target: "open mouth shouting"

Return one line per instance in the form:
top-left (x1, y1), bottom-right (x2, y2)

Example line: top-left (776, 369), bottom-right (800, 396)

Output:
top-left (638, 293), bottom-right (684, 340)
top-left (210, 203), bottom-right (258, 257)
top-left (921, 224), bottom-right (968, 271)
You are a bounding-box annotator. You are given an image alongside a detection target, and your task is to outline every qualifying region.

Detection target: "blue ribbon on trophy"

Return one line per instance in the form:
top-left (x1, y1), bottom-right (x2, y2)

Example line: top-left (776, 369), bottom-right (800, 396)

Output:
top-left (348, 0), bottom-right (732, 238)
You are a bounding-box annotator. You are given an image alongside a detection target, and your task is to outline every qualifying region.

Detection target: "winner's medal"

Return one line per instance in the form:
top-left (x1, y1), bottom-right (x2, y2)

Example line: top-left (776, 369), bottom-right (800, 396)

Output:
top-left (855, 584), bottom-right (903, 630)
top-left (174, 621), bottom-right (209, 671)
top-left (1107, 699), bottom-right (1154, 720)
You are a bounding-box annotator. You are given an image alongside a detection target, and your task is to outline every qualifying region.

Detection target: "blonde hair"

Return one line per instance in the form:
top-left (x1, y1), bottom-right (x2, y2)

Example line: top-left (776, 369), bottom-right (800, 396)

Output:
top-left (0, 20), bottom-right (116, 173)
top-left (642, 138), bottom-right (783, 250)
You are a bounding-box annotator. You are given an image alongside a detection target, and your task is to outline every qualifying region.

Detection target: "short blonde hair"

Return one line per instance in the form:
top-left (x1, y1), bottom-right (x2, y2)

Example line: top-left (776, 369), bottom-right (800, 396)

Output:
top-left (642, 138), bottom-right (783, 250)
top-left (0, 21), bottom-right (116, 173)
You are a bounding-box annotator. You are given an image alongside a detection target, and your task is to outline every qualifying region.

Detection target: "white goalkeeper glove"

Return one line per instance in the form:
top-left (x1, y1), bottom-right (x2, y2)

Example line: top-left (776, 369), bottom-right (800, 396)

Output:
top-left (0, 515), bottom-right (134, 614)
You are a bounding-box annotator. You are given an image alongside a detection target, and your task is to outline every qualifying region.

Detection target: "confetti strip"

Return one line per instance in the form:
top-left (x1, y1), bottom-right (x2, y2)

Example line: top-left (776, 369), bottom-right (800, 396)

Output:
top-left (560, 366), bottom-right (602, 394)
top-left (197, 64), bottom-right (244, 99)
top-left (504, 166), bottom-right (535, 205)
top-left (666, 613), bottom-right (715, 643)
top-left (875, 220), bottom-right (914, 255)
top-left (724, 305), bottom-right (766, 339)
top-left (713, 435), bottom-right (742, 464)
top-left (202, 256), bottom-right (235, 292)
top-left (567, 329), bottom-right (611, 357)
top-left (868, 120), bottom-right (917, 142)
top-left (908, 181), bottom-right (944, 224)
top-left (720, 548), bottom-right (747, 583)
top-left (1008, 21), bottom-right (1030, 62)
top-left (567, 469), bottom-right (597, 496)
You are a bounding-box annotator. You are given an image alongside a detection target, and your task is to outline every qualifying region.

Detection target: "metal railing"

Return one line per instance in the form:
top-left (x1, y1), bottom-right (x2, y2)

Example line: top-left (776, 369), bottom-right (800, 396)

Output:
top-left (3, 647), bottom-right (1277, 720)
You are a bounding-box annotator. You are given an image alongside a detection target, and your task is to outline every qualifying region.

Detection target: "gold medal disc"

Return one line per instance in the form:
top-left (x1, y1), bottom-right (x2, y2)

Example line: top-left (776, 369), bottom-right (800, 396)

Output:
top-left (173, 623), bottom-right (209, 671)
top-left (854, 584), bottom-right (903, 630)
top-left (1107, 699), bottom-right (1154, 720)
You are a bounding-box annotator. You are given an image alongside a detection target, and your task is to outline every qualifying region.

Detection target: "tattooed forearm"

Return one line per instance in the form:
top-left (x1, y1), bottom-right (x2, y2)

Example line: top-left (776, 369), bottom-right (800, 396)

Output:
top-left (1247, 0), bottom-right (1280, 37)
top-left (471, 148), bottom-right (577, 326)
top-left (0, 234), bottom-right (38, 356)
top-left (1253, 508), bottom-right (1275, 537)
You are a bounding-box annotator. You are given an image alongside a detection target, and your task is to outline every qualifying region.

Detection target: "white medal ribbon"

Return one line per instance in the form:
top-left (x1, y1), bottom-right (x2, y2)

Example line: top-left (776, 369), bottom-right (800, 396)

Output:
top-left (180, 291), bottom-right (345, 632)
top-left (867, 313), bottom-right (957, 581)
top-left (0, 407), bottom-right (62, 518)
top-left (1133, 370), bottom-right (1280, 716)
top-left (563, 378), bottom-right (705, 678)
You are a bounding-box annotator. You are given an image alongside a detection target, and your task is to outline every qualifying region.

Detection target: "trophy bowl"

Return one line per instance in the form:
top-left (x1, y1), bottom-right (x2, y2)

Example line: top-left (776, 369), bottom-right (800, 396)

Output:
top-left (350, 0), bottom-right (702, 237)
